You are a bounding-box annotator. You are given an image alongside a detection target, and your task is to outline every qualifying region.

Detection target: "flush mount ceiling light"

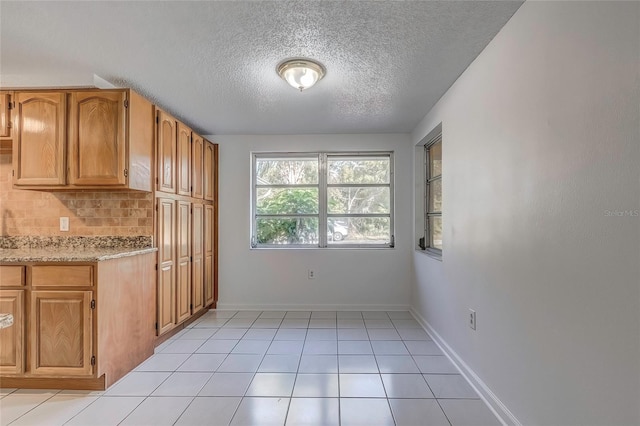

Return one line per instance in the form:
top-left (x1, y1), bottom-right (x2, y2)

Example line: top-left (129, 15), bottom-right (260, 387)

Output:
top-left (277, 58), bottom-right (326, 91)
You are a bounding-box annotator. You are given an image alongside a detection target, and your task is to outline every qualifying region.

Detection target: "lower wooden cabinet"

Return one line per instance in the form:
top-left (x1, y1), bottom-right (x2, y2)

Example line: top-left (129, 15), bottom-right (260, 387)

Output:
top-left (0, 290), bottom-right (24, 375)
top-left (176, 201), bottom-right (192, 324)
top-left (204, 204), bottom-right (215, 307)
top-left (157, 198), bottom-right (176, 336)
top-left (191, 203), bottom-right (204, 315)
top-left (30, 290), bottom-right (93, 376)
top-left (0, 254), bottom-right (156, 390)
top-left (156, 198), bottom-right (215, 336)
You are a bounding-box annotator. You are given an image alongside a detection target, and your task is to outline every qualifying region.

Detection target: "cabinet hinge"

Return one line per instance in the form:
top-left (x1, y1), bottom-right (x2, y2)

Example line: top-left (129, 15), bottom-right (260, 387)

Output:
top-left (155, 264), bottom-right (158, 271)
top-left (124, 99), bottom-right (129, 108)
top-left (91, 355), bottom-right (96, 366)
top-left (90, 300), bottom-right (96, 309)
top-left (123, 169), bottom-right (128, 178)
top-left (156, 116), bottom-right (159, 124)
top-left (190, 303), bottom-right (193, 310)
top-left (7, 101), bottom-right (13, 110)
top-left (155, 322), bottom-right (158, 330)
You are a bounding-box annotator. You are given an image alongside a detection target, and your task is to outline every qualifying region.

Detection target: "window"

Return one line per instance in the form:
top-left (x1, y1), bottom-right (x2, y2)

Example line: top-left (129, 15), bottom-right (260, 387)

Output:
top-left (421, 134), bottom-right (442, 254)
top-left (252, 152), bottom-right (394, 248)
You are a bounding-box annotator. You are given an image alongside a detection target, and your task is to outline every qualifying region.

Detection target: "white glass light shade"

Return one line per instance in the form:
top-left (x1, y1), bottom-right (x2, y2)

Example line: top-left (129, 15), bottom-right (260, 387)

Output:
top-left (277, 59), bottom-right (326, 91)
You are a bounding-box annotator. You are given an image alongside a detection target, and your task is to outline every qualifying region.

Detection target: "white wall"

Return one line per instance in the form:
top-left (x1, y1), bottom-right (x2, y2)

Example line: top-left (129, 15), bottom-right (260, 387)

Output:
top-left (411, 2), bottom-right (639, 425)
top-left (210, 134), bottom-right (412, 310)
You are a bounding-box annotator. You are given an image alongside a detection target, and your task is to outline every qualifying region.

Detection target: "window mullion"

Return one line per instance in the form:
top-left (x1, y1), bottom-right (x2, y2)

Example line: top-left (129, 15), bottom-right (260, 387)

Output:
top-left (319, 153), bottom-right (327, 248)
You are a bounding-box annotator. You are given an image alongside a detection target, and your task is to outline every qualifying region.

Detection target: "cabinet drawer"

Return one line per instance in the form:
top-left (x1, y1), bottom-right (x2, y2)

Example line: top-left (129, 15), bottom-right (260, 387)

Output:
top-left (0, 266), bottom-right (25, 286)
top-left (32, 266), bottom-right (93, 287)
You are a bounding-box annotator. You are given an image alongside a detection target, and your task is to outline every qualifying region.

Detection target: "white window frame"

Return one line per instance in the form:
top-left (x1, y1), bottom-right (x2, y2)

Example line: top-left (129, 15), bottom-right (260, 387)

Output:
top-left (251, 151), bottom-right (394, 249)
top-left (421, 133), bottom-right (442, 257)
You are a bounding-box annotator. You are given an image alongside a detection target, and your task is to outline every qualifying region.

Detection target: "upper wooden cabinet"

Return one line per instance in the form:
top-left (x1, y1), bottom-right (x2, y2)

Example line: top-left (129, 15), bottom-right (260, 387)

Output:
top-left (13, 92), bottom-right (67, 186)
top-left (156, 109), bottom-right (209, 200)
top-left (0, 91), bottom-right (13, 153)
top-left (204, 140), bottom-right (217, 201)
top-left (192, 134), bottom-right (204, 199)
top-left (69, 91), bottom-right (126, 186)
top-left (0, 91), bottom-right (12, 139)
top-left (12, 89), bottom-right (153, 191)
top-left (156, 109), bottom-right (177, 194)
top-left (177, 123), bottom-right (192, 196)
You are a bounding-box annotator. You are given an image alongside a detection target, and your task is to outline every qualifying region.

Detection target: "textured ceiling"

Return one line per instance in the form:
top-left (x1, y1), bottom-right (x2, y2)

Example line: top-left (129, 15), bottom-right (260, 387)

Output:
top-left (1, 1), bottom-right (522, 135)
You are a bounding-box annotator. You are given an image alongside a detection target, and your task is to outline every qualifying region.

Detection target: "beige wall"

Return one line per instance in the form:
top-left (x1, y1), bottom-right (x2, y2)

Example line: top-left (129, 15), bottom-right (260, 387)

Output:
top-left (0, 154), bottom-right (153, 236)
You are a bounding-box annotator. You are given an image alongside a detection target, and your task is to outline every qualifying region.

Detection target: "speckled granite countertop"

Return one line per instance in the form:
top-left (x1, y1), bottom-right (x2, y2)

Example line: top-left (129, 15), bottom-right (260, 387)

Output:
top-left (0, 247), bottom-right (157, 263)
top-left (0, 236), bottom-right (156, 263)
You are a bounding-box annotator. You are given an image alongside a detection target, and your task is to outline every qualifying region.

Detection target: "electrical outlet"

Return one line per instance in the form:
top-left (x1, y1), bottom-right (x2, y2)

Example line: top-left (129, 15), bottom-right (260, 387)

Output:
top-left (60, 217), bottom-right (70, 232)
top-left (308, 269), bottom-right (315, 280)
top-left (469, 309), bottom-right (476, 330)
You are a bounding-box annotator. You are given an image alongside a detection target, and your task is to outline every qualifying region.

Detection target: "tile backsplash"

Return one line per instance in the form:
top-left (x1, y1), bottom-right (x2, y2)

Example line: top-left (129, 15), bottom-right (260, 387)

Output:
top-left (0, 154), bottom-right (153, 236)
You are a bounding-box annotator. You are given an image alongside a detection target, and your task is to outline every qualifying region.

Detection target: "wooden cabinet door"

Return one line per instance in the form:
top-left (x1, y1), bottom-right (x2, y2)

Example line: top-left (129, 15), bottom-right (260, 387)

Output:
top-left (204, 204), bottom-right (215, 307)
top-left (0, 91), bottom-right (12, 154)
top-left (176, 201), bottom-right (191, 324)
top-left (29, 290), bottom-right (93, 376)
top-left (192, 133), bottom-right (204, 199)
top-left (203, 140), bottom-right (215, 201)
top-left (157, 198), bottom-right (176, 335)
top-left (156, 110), bottom-right (177, 193)
top-left (68, 91), bottom-right (126, 186)
top-left (191, 203), bottom-right (204, 315)
top-left (0, 290), bottom-right (24, 375)
top-left (0, 91), bottom-right (12, 139)
top-left (177, 123), bottom-right (191, 196)
top-left (13, 92), bottom-right (66, 186)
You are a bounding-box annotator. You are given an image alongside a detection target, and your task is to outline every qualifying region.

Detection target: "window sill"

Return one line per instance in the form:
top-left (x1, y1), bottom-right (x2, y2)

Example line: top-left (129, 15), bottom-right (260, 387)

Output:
top-left (415, 248), bottom-right (442, 261)
top-left (251, 246), bottom-right (395, 251)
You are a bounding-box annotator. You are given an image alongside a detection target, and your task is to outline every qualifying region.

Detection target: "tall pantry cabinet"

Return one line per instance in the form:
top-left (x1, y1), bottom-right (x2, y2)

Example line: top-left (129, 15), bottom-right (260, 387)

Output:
top-left (155, 108), bottom-right (218, 337)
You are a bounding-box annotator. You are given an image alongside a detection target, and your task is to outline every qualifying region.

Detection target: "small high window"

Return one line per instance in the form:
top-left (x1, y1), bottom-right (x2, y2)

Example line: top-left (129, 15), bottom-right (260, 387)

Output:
top-left (421, 134), bottom-right (442, 255)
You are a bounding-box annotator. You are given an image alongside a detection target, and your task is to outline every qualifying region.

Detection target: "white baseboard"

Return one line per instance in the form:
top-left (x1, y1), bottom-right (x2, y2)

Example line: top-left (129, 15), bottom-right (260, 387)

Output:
top-left (410, 307), bottom-right (522, 426)
top-left (216, 303), bottom-right (411, 311)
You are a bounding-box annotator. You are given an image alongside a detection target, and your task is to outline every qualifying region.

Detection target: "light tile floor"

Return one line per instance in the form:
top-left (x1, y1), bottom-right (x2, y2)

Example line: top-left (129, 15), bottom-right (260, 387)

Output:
top-left (0, 310), bottom-right (501, 425)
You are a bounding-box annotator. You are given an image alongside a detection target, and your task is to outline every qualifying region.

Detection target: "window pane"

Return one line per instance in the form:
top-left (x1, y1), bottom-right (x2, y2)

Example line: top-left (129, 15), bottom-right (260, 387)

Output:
top-left (328, 217), bottom-right (390, 245)
top-left (428, 179), bottom-right (442, 213)
top-left (328, 157), bottom-right (390, 184)
top-left (429, 141), bottom-right (442, 178)
top-left (256, 157), bottom-right (318, 185)
top-left (257, 188), bottom-right (318, 215)
top-left (256, 217), bottom-right (318, 245)
top-left (429, 216), bottom-right (442, 250)
top-left (328, 187), bottom-right (390, 214)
